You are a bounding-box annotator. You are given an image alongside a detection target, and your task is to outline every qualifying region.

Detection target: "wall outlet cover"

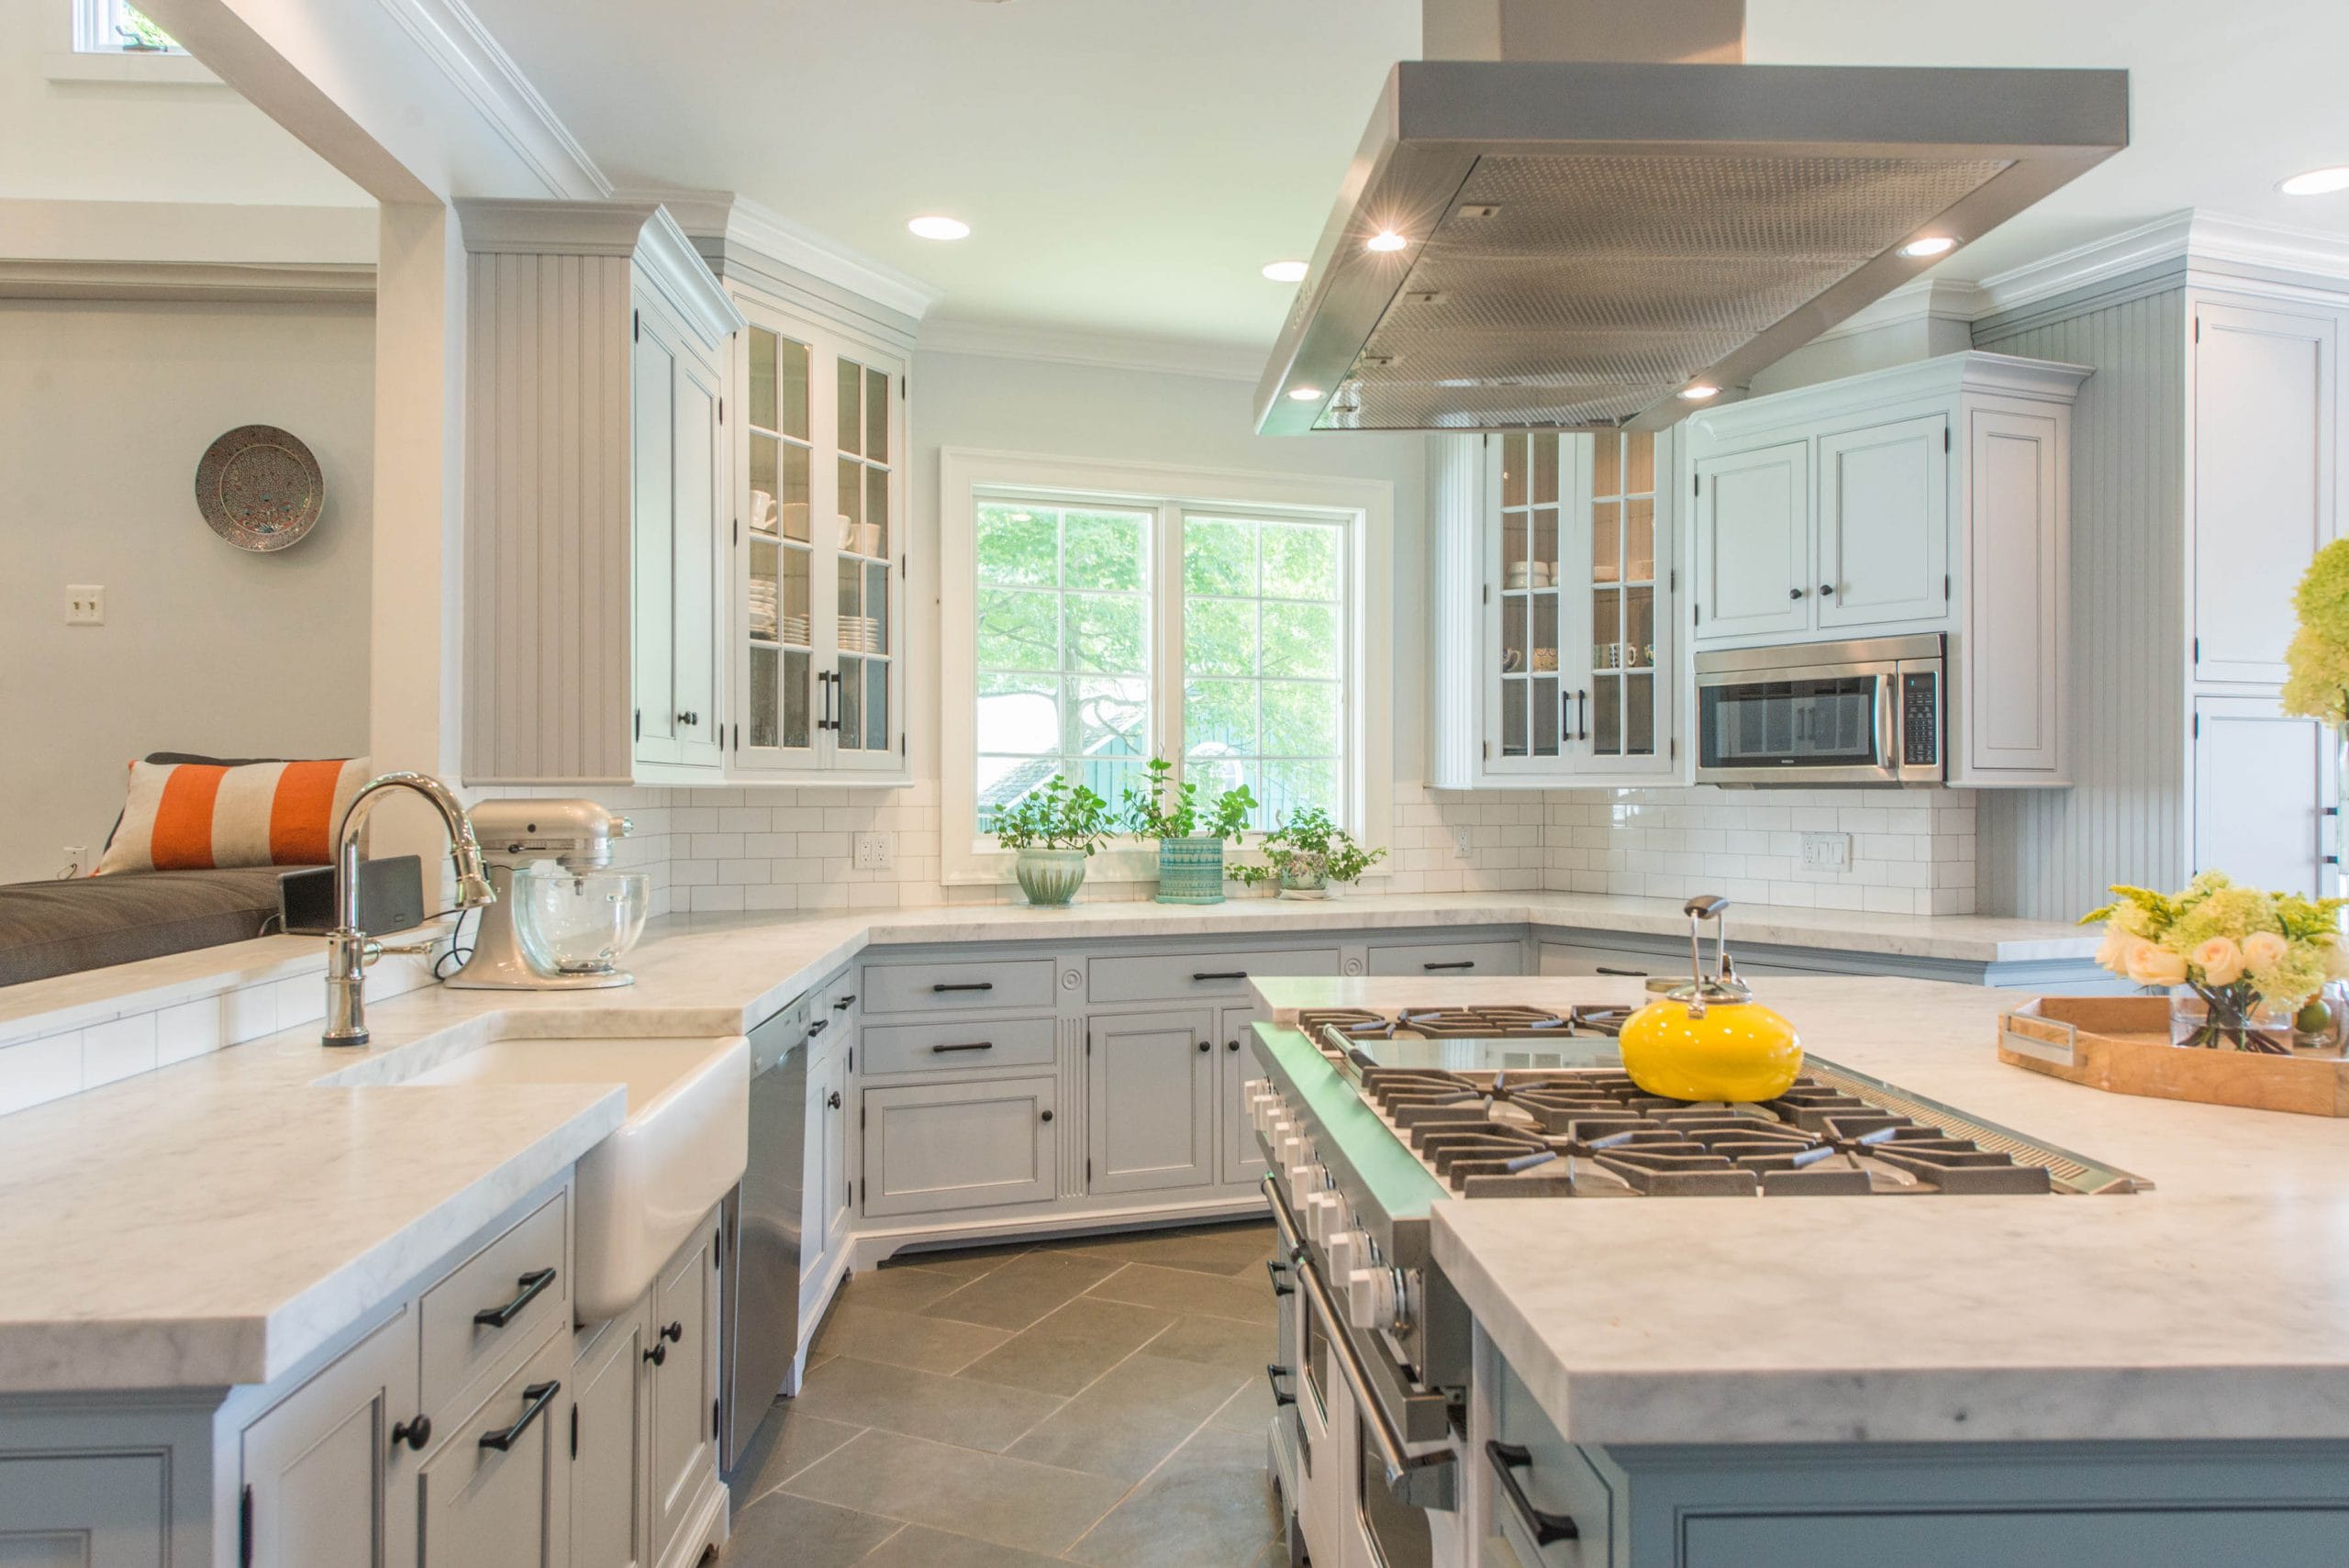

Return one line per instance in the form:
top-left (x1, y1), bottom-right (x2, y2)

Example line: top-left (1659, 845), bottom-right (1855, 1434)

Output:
top-left (1453, 826), bottom-right (1475, 860)
top-left (853, 832), bottom-right (895, 872)
top-left (1799, 831), bottom-right (1853, 873)
top-left (66, 585), bottom-right (104, 625)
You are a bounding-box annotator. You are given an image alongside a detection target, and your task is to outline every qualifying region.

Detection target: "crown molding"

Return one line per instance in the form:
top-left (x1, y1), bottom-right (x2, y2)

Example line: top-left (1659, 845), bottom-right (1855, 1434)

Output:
top-left (918, 317), bottom-right (1268, 382)
top-left (375, 0), bottom-right (610, 199)
top-left (457, 198), bottom-right (661, 255)
top-left (1803, 277), bottom-right (1990, 344)
top-left (640, 189), bottom-right (942, 324)
top-left (1973, 208), bottom-right (2349, 318)
top-left (0, 258), bottom-right (375, 304)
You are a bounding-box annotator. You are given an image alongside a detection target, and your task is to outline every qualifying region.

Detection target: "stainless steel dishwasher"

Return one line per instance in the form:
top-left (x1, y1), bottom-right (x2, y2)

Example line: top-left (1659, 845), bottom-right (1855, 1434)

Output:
top-left (719, 990), bottom-right (809, 1478)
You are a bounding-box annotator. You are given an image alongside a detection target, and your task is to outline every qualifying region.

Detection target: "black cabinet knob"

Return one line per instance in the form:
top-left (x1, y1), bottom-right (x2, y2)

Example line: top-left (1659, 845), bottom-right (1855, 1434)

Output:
top-left (661, 1320), bottom-right (684, 1343)
top-left (1819, 584), bottom-right (1834, 597)
top-left (1041, 1108), bottom-right (1054, 1123)
top-left (1788, 586), bottom-right (1804, 599)
top-left (391, 1415), bottom-right (432, 1451)
top-left (676, 711), bottom-right (698, 726)
top-left (644, 1342), bottom-right (667, 1367)
top-left (1197, 1040), bottom-right (1211, 1053)
top-left (827, 1091), bottom-right (842, 1109)
top-left (1227, 1039), bottom-right (1240, 1051)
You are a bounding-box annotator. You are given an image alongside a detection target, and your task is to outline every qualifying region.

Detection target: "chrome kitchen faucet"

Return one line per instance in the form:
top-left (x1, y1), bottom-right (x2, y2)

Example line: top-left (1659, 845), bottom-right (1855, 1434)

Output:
top-left (321, 773), bottom-right (495, 1047)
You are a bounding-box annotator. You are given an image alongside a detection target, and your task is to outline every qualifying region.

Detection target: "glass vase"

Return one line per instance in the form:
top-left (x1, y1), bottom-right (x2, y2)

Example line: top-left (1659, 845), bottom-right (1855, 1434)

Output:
top-left (2167, 984), bottom-right (2297, 1053)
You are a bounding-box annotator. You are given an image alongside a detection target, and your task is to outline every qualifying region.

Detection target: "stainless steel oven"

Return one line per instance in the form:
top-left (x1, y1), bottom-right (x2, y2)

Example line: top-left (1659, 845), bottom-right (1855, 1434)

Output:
top-left (1694, 633), bottom-right (1944, 786)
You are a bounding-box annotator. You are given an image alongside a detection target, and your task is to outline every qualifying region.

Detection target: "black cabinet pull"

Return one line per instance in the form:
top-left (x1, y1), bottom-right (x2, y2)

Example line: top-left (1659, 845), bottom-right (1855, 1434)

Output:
top-left (1594, 966), bottom-right (1648, 977)
top-left (932, 981), bottom-right (994, 993)
top-left (1191, 971), bottom-right (1247, 982)
top-left (1226, 1039), bottom-right (1241, 1052)
top-left (479, 1380), bottom-right (561, 1452)
top-left (644, 1342), bottom-right (667, 1367)
top-left (1265, 1363), bottom-right (1297, 1408)
top-left (931, 1040), bottom-right (994, 1053)
top-left (1265, 1261), bottom-right (1295, 1298)
top-left (1486, 1441), bottom-right (1579, 1545)
top-left (833, 995), bottom-right (856, 1009)
top-left (1575, 690), bottom-right (1590, 741)
top-left (675, 711), bottom-right (698, 727)
top-left (808, 1018), bottom-right (829, 1036)
top-left (390, 1415), bottom-right (432, 1452)
top-left (473, 1267), bottom-right (556, 1329)
top-left (1421, 960), bottom-right (1475, 971)
top-left (827, 1090), bottom-right (842, 1109)
top-left (1040, 1108), bottom-right (1054, 1122)
top-left (661, 1320), bottom-right (683, 1343)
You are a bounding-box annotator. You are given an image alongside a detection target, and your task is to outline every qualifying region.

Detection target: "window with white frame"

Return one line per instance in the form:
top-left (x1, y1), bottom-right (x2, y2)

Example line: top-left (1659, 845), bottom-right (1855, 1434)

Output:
top-left (74, 0), bottom-right (184, 51)
top-left (947, 452), bottom-right (1391, 880)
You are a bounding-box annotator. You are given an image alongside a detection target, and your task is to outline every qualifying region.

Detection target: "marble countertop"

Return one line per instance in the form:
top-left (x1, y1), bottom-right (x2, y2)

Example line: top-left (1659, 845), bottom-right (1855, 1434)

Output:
top-left (1254, 975), bottom-right (2349, 1446)
top-left (0, 893), bottom-right (2095, 1398)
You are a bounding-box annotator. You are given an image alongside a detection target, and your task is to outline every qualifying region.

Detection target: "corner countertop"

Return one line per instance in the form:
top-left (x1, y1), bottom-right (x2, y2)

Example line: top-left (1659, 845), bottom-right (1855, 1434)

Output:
top-left (0, 891), bottom-right (2095, 1398)
top-left (1253, 975), bottom-right (2349, 1446)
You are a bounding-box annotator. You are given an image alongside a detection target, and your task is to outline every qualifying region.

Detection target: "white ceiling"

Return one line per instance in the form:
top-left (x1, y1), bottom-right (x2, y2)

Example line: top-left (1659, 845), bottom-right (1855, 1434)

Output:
top-left (465, 0), bottom-right (2349, 355)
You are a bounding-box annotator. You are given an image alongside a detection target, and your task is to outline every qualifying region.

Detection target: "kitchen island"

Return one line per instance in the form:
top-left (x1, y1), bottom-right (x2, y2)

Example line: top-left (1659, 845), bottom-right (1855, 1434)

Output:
top-left (1248, 974), bottom-right (2349, 1567)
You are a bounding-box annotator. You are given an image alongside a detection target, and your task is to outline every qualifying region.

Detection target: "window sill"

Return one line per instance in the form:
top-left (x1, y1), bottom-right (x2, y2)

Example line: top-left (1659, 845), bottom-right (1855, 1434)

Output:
top-left (44, 49), bottom-right (221, 84)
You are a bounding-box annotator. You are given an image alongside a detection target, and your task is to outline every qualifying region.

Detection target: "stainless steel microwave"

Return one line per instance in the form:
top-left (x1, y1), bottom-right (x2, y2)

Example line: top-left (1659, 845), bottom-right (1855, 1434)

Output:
top-left (1694, 634), bottom-right (1945, 787)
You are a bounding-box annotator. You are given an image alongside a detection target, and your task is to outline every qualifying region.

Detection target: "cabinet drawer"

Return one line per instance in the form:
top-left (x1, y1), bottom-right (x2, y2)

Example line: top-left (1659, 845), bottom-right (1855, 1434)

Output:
top-left (862, 1016), bottom-right (1056, 1076)
top-left (862, 957), bottom-right (1056, 1016)
top-left (1088, 948), bottom-right (1341, 1006)
top-left (419, 1190), bottom-right (569, 1419)
top-left (1366, 939), bottom-right (1524, 977)
top-left (863, 1077), bottom-right (1057, 1218)
top-left (1489, 1352), bottom-right (1613, 1568)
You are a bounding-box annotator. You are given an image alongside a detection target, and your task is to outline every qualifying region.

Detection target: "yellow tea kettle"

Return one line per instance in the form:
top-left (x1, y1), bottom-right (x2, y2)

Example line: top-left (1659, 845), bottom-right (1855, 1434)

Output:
top-left (1619, 895), bottom-right (1802, 1103)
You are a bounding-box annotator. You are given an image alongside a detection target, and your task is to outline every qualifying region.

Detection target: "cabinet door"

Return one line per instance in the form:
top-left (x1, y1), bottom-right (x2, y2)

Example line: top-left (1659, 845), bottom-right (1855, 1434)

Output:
top-left (1087, 1009), bottom-right (1216, 1195)
top-left (1693, 441), bottom-right (1810, 643)
top-left (1217, 1005), bottom-right (1269, 1188)
top-left (820, 1045), bottom-right (853, 1257)
top-left (739, 318), bottom-right (821, 768)
top-left (670, 350), bottom-right (724, 770)
top-left (1817, 414), bottom-right (1949, 630)
top-left (862, 1076), bottom-right (1059, 1217)
top-left (1486, 431), bottom-right (1575, 773)
top-left (241, 1306), bottom-right (417, 1568)
top-left (1575, 428), bottom-right (1675, 776)
top-left (567, 1313), bottom-right (647, 1568)
top-left (2193, 302), bottom-right (2339, 685)
top-left (647, 1227), bottom-right (718, 1564)
top-left (0, 1453), bottom-right (172, 1568)
top-left (2194, 695), bottom-right (2338, 898)
top-left (417, 1329), bottom-right (567, 1568)
top-left (631, 312), bottom-right (681, 766)
top-left (799, 1043), bottom-right (852, 1302)
top-left (1964, 407), bottom-right (2065, 781)
top-left (829, 346), bottom-right (904, 772)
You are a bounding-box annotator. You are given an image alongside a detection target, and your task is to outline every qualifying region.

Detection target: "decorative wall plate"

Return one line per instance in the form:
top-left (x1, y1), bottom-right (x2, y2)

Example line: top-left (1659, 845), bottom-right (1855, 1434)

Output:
top-left (195, 425), bottom-right (324, 552)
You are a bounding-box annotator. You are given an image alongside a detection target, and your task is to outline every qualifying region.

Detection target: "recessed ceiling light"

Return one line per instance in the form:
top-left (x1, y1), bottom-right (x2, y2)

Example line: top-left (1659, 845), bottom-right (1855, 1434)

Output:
top-left (907, 215), bottom-right (971, 240)
top-left (1262, 260), bottom-right (1309, 283)
top-left (1287, 386), bottom-right (1325, 402)
top-left (1677, 384), bottom-right (1721, 402)
top-left (1365, 230), bottom-right (1408, 253)
top-left (1897, 235), bottom-right (1960, 260)
top-left (2280, 166), bottom-right (2349, 196)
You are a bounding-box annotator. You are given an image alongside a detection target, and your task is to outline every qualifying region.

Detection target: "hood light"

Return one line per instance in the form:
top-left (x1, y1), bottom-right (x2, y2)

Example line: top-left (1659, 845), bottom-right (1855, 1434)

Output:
top-left (1678, 384), bottom-right (1721, 402)
top-left (1287, 386), bottom-right (1325, 402)
top-left (2280, 166), bottom-right (2349, 196)
top-left (1365, 230), bottom-right (1408, 253)
top-left (1898, 235), bottom-right (1959, 259)
top-left (1262, 260), bottom-right (1308, 283)
top-left (907, 215), bottom-right (971, 240)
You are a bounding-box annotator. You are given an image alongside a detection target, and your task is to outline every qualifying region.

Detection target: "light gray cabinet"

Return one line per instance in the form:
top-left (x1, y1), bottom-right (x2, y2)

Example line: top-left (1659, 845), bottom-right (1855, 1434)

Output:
top-left (862, 1076), bottom-right (1059, 1217)
top-left (1217, 1005), bottom-right (1269, 1188)
top-left (1086, 1009), bottom-right (1217, 1195)
top-left (2191, 300), bottom-right (2340, 686)
top-left (417, 1329), bottom-right (568, 1568)
top-left (2193, 695), bottom-right (2338, 898)
top-left (1366, 939), bottom-right (1526, 977)
top-left (1693, 439), bottom-right (1810, 643)
top-left (804, 1038), bottom-right (854, 1302)
top-left (646, 1226), bottom-right (717, 1567)
top-left (239, 1306), bottom-right (417, 1568)
top-left (567, 1310), bottom-right (647, 1568)
top-left (1816, 413), bottom-right (1948, 631)
top-left (630, 286), bottom-right (728, 773)
top-left (0, 1451), bottom-right (174, 1567)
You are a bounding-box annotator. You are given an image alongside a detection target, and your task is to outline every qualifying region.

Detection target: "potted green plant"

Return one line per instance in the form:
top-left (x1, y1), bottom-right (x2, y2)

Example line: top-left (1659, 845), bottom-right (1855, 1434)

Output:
top-left (1232, 806), bottom-right (1386, 900)
top-left (1121, 757), bottom-right (1256, 905)
top-left (988, 775), bottom-right (1114, 906)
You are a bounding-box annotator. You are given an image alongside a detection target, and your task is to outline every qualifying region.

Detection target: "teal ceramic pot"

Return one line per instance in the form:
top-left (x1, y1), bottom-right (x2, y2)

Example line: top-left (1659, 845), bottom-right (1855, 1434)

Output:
top-left (1013, 848), bottom-right (1088, 907)
top-left (1155, 836), bottom-right (1226, 904)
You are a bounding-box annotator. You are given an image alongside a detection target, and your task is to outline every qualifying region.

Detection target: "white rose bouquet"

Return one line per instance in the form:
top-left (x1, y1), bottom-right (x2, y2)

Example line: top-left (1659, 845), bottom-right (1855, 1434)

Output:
top-left (2082, 873), bottom-right (2349, 1051)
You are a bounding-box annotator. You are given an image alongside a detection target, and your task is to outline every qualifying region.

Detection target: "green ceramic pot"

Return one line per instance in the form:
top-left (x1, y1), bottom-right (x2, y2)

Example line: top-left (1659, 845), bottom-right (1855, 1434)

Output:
top-left (1013, 848), bottom-right (1088, 907)
top-left (1155, 836), bottom-right (1226, 905)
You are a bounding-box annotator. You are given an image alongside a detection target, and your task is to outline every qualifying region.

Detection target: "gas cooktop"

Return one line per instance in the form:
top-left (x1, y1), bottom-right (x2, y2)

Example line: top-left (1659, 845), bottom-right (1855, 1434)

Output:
top-left (1289, 1010), bottom-right (2148, 1198)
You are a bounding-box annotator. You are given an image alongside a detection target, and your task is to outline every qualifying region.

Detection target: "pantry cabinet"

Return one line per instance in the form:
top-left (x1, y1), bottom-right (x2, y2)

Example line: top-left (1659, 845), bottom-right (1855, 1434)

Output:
top-left (1684, 350), bottom-right (2088, 787)
top-left (458, 200), bottom-right (744, 788)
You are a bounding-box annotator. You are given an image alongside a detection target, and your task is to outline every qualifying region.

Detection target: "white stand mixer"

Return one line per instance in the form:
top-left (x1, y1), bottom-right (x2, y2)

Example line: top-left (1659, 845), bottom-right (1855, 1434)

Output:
top-left (447, 798), bottom-right (640, 990)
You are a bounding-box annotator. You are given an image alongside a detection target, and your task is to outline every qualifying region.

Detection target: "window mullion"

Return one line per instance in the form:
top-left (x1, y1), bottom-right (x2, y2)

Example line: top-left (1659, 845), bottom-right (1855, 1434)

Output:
top-left (1159, 503), bottom-right (1186, 795)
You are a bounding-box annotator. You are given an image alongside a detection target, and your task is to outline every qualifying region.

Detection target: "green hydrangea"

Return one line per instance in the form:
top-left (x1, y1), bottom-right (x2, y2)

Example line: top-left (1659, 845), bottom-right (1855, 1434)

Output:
top-left (2284, 539), bottom-right (2349, 722)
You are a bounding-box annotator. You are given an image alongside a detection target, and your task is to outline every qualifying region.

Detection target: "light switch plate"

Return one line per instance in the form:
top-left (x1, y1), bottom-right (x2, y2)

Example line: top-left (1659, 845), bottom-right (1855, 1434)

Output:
top-left (853, 832), bottom-right (895, 871)
top-left (1800, 831), bottom-right (1853, 872)
top-left (66, 585), bottom-right (104, 625)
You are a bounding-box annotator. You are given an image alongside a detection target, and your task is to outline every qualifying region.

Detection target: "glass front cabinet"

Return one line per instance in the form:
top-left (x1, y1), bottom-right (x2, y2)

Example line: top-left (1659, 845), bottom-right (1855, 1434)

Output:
top-left (1430, 428), bottom-right (1685, 789)
top-left (729, 299), bottom-right (909, 782)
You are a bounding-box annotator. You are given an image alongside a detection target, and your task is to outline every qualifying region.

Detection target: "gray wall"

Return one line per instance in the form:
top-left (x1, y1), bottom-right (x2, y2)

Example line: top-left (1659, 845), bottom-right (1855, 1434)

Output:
top-left (0, 298), bottom-right (375, 884)
top-left (1973, 289), bottom-right (2190, 919)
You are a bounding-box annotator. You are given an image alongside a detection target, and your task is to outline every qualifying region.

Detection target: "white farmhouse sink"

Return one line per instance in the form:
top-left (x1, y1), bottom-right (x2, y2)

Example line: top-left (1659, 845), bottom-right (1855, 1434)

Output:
top-left (407, 1035), bottom-right (749, 1321)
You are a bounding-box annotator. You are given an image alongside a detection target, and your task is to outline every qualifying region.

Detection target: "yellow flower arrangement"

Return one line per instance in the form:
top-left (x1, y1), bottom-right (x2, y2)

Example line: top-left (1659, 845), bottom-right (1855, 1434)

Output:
top-left (2081, 873), bottom-right (2349, 1051)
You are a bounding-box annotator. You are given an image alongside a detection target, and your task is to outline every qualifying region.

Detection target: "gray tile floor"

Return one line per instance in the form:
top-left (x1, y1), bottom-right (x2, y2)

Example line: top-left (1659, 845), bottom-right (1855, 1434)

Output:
top-left (725, 1220), bottom-right (1286, 1568)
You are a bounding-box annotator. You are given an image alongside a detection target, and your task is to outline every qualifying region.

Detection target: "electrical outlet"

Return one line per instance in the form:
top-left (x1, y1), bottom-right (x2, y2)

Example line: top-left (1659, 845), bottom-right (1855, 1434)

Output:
top-left (1799, 831), bottom-right (1853, 872)
top-left (59, 845), bottom-right (86, 879)
top-left (853, 832), bottom-right (895, 871)
top-left (66, 585), bottom-right (104, 626)
top-left (1453, 826), bottom-right (1475, 860)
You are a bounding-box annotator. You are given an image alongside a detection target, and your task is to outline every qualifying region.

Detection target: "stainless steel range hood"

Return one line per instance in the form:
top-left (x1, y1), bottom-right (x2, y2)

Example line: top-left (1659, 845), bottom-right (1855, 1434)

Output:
top-left (1255, 1), bottom-right (2127, 434)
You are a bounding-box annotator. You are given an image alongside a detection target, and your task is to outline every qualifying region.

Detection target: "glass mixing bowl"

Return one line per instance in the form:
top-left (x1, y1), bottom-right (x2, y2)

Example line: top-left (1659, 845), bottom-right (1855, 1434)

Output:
top-left (510, 863), bottom-right (651, 975)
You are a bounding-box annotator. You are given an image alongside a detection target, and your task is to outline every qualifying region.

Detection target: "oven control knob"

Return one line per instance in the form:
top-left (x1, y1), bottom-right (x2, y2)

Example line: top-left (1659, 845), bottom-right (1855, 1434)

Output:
top-left (1286, 1162), bottom-right (1319, 1207)
top-left (1310, 1190), bottom-right (1350, 1241)
top-left (1326, 1229), bottom-right (1364, 1276)
top-left (1346, 1266), bottom-right (1403, 1333)
top-left (1300, 1191), bottom-right (1338, 1240)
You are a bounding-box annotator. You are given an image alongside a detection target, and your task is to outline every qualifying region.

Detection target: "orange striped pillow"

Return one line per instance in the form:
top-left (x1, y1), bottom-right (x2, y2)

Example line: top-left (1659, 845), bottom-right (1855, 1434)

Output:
top-left (97, 758), bottom-right (371, 875)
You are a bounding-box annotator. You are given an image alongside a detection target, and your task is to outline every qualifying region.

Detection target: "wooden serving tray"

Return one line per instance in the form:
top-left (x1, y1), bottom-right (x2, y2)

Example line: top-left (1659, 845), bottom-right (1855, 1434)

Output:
top-left (1998, 996), bottom-right (2349, 1118)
